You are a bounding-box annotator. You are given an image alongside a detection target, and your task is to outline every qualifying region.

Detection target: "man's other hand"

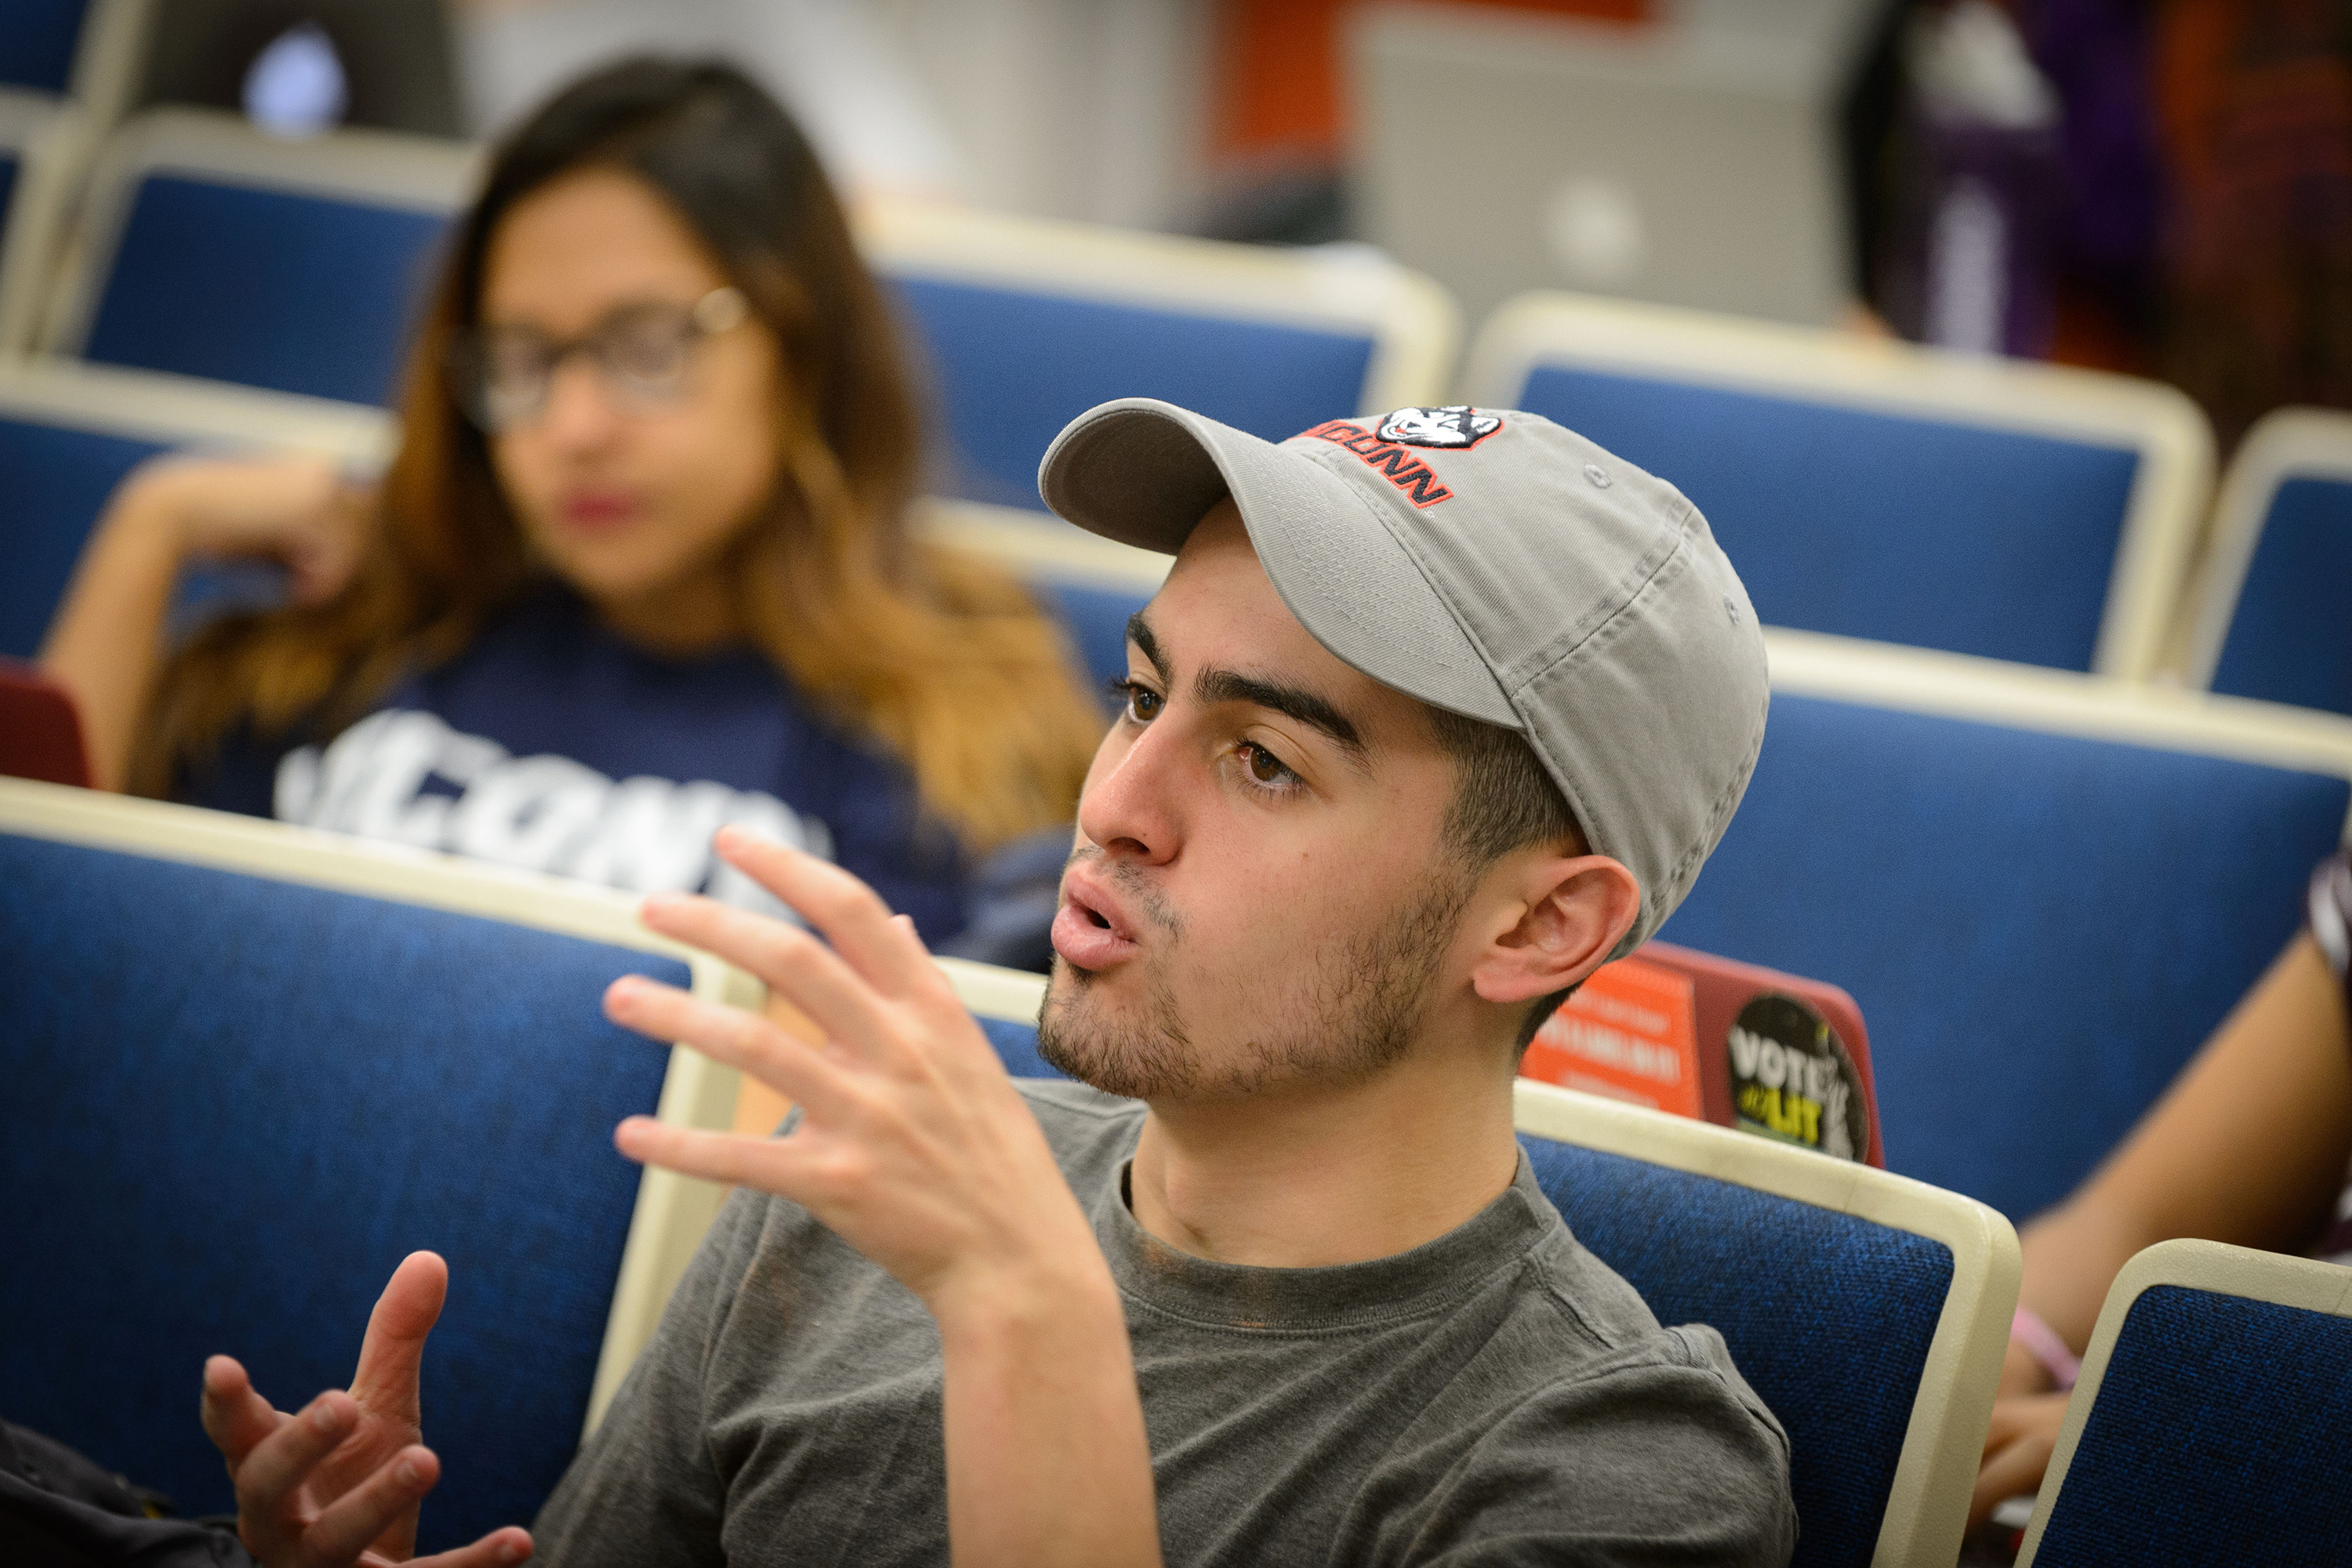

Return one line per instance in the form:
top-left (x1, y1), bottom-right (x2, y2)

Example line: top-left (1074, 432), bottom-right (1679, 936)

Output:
top-left (199, 1251), bottom-right (532, 1568)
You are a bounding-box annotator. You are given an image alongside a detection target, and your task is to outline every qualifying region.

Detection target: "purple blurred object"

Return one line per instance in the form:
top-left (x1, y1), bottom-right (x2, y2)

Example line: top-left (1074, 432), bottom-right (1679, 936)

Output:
top-left (1878, 0), bottom-right (2068, 358)
top-left (1913, 117), bottom-right (2064, 356)
top-left (2025, 0), bottom-right (2165, 286)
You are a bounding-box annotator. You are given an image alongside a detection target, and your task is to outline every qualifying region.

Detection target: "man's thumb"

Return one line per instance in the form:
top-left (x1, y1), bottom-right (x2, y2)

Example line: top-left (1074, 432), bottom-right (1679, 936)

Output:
top-left (351, 1250), bottom-right (448, 1411)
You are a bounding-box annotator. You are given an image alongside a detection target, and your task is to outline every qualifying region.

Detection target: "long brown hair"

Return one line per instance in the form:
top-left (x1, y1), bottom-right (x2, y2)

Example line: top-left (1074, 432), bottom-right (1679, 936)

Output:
top-left (135, 57), bottom-right (1102, 850)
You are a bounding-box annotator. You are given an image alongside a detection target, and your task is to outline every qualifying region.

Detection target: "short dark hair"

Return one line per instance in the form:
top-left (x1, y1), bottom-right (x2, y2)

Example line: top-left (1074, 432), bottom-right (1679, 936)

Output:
top-left (1425, 706), bottom-right (1590, 1052)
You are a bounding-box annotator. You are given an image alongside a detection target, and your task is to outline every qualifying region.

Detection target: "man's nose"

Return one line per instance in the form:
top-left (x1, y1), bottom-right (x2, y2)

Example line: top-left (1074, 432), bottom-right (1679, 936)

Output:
top-left (1076, 720), bottom-right (1185, 867)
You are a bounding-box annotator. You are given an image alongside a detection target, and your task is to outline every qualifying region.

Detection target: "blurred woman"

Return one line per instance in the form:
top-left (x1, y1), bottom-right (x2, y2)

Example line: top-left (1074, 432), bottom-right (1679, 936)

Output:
top-left (1973, 851), bottom-right (2352, 1527)
top-left (38, 56), bottom-right (1102, 942)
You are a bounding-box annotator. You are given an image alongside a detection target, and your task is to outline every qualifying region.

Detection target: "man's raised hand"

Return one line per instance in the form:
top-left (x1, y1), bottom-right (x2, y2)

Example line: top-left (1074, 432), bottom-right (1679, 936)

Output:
top-left (604, 829), bottom-right (1162, 1566)
top-left (601, 826), bottom-right (1098, 1312)
top-left (199, 1252), bottom-right (532, 1568)
top-left (604, 829), bottom-right (1160, 1566)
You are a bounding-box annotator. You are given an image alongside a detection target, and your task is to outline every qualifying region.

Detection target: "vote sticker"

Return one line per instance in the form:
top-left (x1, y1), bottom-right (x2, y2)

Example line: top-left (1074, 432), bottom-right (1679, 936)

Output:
top-left (1728, 993), bottom-right (1867, 1161)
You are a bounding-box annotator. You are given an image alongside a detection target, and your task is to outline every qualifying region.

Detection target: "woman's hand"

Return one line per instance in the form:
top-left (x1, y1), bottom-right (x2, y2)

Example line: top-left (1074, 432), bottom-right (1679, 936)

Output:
top-left (1971, 1388), bottom-right (2071, 1530)
top-left (120, 452), bottom-right (371, 606)
top-left (38, 451), bottom-right (373, 789)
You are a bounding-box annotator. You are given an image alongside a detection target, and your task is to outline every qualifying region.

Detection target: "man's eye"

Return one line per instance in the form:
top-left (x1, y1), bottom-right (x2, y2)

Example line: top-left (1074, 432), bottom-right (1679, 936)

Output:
top-left (1241, 743), bottom-right (1293, 786)
top-left (1109, 679), bottom-right (1163, 721)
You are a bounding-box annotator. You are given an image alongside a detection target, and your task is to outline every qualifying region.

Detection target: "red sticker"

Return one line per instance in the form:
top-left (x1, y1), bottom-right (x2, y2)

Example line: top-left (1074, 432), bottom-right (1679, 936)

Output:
top-left (1520, 953), bottom-right (1701, 1118)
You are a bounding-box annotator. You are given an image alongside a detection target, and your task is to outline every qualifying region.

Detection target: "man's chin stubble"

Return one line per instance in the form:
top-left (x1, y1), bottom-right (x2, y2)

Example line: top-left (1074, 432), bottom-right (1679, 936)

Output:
top-left (1036, 957), bottom-right (1201, 1100)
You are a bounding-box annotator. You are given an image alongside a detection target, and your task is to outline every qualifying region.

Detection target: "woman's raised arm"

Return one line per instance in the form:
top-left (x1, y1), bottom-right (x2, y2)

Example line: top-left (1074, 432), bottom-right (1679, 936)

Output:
top-left (38, 453), bottom-right (365, 789)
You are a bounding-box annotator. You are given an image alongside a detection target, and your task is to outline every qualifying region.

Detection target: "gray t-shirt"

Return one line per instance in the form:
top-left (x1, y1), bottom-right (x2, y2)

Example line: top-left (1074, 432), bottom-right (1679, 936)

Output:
top-left (535, 1080), bottom-right (1796, 1566)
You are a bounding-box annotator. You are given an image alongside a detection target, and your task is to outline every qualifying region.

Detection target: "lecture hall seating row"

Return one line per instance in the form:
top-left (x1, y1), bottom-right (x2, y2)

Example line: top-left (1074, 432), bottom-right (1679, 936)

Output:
top-left (8, 73), bottom-right (2347, 697)
top-left (0, 774), bottom-right (2014, 1568)
top-left (16, 349), bottom-right (2340, 1237)
top-left (10, 321), bottom-right (2352, 1233)
top-left (13, 773), bottom-right (2349, 1566)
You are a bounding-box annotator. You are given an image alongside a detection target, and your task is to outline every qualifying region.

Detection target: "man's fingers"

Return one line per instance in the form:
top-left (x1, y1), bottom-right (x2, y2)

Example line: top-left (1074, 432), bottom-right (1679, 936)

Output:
top-left (296, 1448), bottom-right (440, 1568)
top-left (615, 1116), bottom-right (819, 1193)
top-left (350, 1251), bottom-right (445, 1421)
top-left (235, 1390), bottom-right (357, 1527)
top-left (605, 974), bottom-right (860, 1117)
top-left (710, 828), bottom-right (927, 995)
top-left (201, 1356), bottom-right (288, 1470)
top-left (635, 891), bottom-right (907, 1065)
top-left (412, 1526), bottom-right (533, 1568)
top-left (297, 1444), bottom-right (440, 1566)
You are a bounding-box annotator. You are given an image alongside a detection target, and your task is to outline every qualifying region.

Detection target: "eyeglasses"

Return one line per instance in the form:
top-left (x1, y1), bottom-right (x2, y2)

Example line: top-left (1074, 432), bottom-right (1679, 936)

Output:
top-left (446, 286), bottom-right (750, 433)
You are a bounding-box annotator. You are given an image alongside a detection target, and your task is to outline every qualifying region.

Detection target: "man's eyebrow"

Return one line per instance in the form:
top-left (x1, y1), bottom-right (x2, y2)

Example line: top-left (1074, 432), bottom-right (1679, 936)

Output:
top-left (1195, 667), bottom-right (1368, 764)
top-left (1126, 612), bottom-right (1171, 687)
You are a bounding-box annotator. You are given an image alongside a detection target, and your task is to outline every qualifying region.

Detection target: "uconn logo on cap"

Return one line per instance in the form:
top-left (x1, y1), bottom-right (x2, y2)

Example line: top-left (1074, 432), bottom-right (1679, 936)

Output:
top-left (1294, 407), bottom-right (1503, 508)
top-left (1377, 406), bottom-right (1502, 449)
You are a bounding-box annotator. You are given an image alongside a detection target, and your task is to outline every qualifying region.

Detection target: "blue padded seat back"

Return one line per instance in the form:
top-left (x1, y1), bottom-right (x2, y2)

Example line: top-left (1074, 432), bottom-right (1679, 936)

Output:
top-left (0, 0), bottom-right (87, 93)
top-left (0, 150), bottom-right (20, 233)
top-left (890, 275), bottom-right (1374, 512)
top-left (1512, 366), bottom-right (2141, 671)
top-left (84, 176), bottom-right (452, 405)
top-left (2031, 1285), bottom-right (2352, 1565)
top-left (0, 833), bottom-right (684, 1548)
top-left (1661, 693), bottom-right (2349, 1221)
top-left (1033, 579), bottom-right (1154, 697)
top-left (2211, 475), bottom-right (2352, 717)
top-left (0, 415), bottom-right (167, 657)
top-left (1524, 1137), bottom-right (1952, 1568)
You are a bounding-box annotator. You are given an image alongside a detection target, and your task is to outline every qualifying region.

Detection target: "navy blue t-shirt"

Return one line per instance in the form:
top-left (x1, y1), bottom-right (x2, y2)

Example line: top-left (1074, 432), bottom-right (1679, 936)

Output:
top-left (180, 588), bottom-right (970, 942)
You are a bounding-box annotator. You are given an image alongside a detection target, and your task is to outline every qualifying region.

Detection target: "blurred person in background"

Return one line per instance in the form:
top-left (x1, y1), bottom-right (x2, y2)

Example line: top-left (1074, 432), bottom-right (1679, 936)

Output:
top-left (1972, 849), bottom-right (2352, 1531)
top-left (35, 56), bottom-right (1104, 947)
top-left (1849, 0), bottom-right (2352, 452)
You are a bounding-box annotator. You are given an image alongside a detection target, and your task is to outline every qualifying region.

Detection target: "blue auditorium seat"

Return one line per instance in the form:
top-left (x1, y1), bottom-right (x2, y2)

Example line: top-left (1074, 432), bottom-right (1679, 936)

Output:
top-left (1457, 292), bottom-right (2213, 677)
top-left (894, 277), bottom-right (1375, 511)
top-left (45, 107), bottom-right (473, 405)
top-left (924, 498), bottom-right (1165, 699)
top-left (0, 780), bottom-right (741, 1548)
top-left (862, 199), bottom-right (1456, 514)
top-left (2183, 408), bottom-right (2352, 718)
top-left (0, 361), bottom-right (387, 658)
top-left (0, 0), bottom-right (87, 94)
top-left (0, 405), bottom-right (158, 657)
top-left (2019, 1239), bottom-right (2352, 1566)
top-left (1523, 1136), bottom-right (1956, 1568)
top-left (1663, 632), bottom-right (2352, 1223)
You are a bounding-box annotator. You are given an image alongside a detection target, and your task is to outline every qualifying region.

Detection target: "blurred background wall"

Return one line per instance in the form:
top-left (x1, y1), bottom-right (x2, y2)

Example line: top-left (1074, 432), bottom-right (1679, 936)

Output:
top-left (21, 0), bottom-right (2352, 451)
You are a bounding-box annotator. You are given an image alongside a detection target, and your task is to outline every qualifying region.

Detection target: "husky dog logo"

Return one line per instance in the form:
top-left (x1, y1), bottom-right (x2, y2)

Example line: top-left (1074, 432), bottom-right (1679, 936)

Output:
top-left (1375, 405), bottom-right (1503, 449)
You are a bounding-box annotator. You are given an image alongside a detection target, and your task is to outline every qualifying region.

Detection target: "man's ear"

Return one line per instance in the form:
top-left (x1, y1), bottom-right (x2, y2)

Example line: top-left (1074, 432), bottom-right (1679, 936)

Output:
top-left (1469, 854), bottom-right (1642, 1006)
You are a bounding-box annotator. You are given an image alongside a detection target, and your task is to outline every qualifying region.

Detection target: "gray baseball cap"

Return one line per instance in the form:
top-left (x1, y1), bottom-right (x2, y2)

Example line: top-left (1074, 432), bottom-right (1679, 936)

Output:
top-left (1037, 398), bottom-right (1768, 956)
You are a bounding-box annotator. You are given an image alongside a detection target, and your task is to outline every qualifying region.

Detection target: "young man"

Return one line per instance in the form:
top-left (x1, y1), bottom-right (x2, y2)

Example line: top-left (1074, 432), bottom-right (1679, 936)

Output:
top-left (199, 400), bottom-right (1791, 1566)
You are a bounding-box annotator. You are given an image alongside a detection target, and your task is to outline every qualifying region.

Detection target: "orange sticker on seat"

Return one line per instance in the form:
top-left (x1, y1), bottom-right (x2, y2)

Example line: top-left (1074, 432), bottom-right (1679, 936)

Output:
top-left (1519, 953), bottom-right (1701, 1118)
